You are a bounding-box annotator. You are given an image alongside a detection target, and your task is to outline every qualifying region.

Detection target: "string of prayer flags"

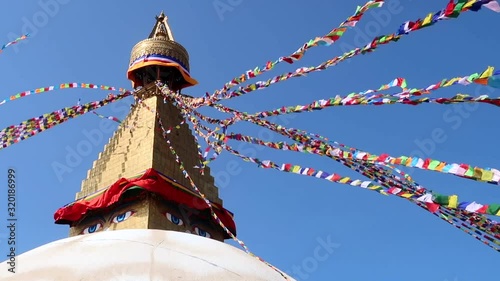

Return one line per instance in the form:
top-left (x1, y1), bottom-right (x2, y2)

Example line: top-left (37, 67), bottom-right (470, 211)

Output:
top-left (221, 130), bottom-right (500, 219)
top-left (91, 111), bottom-right (122, 123)
top-left (417, 193), bottom-right (500, 216)
top-left (249, 69), bottom-right (500, 119)
top-left (345, 159), bottom-right (500, 243)
top-left (208, 0), bottom-right (385, 102)
top-left (212, 132), bottom-right (500, 219)
top-left (0, 83), bottom-right (128, 107)
top-left (0, 92), bottom-right (132, 149)
top-left (200, 0), bottom-right (500, 105)
top-left (418, 203), bottom-right (500, 250)
top-left (351, 161), bottom-right (500, 245)
top-left (207, 102), bottom-right (500, 186)
top-left (211, 131), bottom-right (500, 248)
top-left (251, 93), bottom-right (500, 117)
top-left (0, 34), bottom-right (29, 55)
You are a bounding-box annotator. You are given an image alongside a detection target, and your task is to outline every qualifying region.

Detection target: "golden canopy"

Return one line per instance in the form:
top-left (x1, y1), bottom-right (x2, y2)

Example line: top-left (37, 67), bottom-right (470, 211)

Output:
top-left (127, 11), bottom-right (198, 91)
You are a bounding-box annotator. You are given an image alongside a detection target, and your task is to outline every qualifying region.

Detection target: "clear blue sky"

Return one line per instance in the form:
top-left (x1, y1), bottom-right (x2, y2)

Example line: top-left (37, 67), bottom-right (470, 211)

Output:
top-left (1, 0), bottom-right (500, 280)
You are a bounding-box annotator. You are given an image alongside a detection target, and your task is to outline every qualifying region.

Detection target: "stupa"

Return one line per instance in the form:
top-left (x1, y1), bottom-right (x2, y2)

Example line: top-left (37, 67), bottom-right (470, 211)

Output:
top-left (0, 11), bottom-right (294, 281)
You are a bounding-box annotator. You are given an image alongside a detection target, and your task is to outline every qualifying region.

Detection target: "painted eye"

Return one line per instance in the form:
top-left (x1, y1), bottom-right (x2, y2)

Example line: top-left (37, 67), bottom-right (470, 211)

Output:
top-left (112, 211), bottom-right (134, 223)
top-left (81, 223), bottom-right (102, 234)
top-left (166, 213), bottom-right (183, 226)
top-left (194, 227), bottom-right (211, 238)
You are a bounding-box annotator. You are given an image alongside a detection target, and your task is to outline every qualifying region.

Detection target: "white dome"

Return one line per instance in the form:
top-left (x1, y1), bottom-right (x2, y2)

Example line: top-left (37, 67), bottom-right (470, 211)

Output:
top-left (0, 229), bottom-right (294, 281)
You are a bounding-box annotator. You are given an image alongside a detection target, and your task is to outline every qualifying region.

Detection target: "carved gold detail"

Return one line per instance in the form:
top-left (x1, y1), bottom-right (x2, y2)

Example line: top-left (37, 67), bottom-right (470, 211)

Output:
top-left (129, 39), bottom-right (190, 70)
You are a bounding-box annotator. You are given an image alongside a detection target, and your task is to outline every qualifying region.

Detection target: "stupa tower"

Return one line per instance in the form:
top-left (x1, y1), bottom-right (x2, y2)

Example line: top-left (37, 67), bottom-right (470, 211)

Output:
top-left (53, 11), bottom-right (236, 241)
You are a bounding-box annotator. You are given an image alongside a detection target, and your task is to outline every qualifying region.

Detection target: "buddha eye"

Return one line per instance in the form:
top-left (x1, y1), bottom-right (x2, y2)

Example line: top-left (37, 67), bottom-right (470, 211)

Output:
top-left (112, 211), bottom-right (134, 223)
top-left (81, 223), bottom-right (103, 235)
top-left (194, 227), bottom-right (211, 238)
top-left (166, 213), bottom-right (183, 226)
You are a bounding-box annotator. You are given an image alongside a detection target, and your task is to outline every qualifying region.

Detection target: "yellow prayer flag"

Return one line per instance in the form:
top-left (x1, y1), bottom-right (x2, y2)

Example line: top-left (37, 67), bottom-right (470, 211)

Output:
top-left (480, 170), bottom-right (494, 182)
top-left (339, 177), bottom-right (350, 184)
top-left (479, 66), bottom-right (494, 79)
top-left (463, 0), bottom-right (476, 9)
top-left (422, 13), bottom-right (433, 26)
top-left (443, 78), bottom-right (458, 87)
top-left (400, 193), bottom-right (413, 198)
top-left (473, 167), bottom-right (483, 180)
top-left (448, 195), bottom-right (458, 209)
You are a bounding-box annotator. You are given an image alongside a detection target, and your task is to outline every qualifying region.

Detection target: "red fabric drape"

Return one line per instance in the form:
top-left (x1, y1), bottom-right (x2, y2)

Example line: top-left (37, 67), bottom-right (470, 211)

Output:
top-left (54, 169), bottom-right (236, 237)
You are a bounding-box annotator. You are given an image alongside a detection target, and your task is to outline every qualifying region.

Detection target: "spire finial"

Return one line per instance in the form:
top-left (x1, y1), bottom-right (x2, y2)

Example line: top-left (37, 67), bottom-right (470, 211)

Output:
top-left (149, 11), bottom-right (174, 41)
